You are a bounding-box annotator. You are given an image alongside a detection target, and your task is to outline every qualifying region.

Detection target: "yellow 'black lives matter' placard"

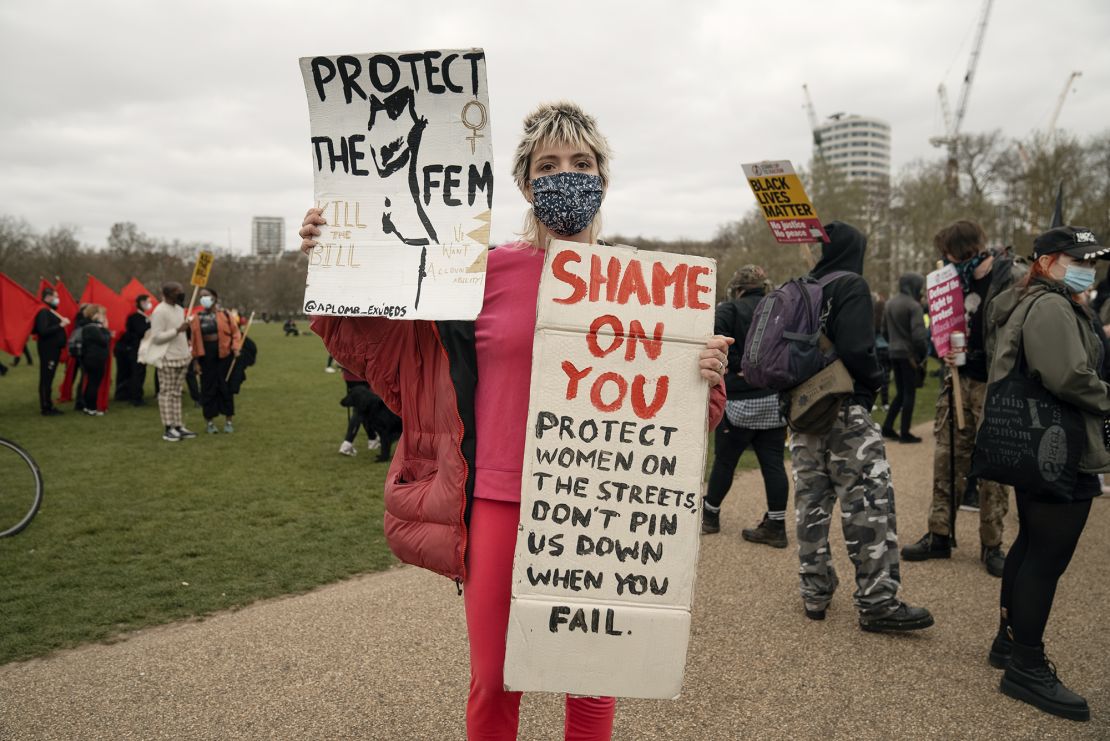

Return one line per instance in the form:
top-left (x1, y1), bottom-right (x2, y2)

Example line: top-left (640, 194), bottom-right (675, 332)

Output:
top-left (741, 161), bottom-right (829, 244)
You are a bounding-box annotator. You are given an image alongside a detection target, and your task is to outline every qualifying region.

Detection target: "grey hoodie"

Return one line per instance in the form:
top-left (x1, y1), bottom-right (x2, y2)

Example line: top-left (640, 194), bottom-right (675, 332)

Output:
top-left (882, 273), bottom-right (928, 361)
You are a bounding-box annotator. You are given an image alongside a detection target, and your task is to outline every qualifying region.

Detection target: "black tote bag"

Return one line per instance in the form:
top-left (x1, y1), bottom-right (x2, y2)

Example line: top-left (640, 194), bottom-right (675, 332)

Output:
top-left (970, 306), bottom-right (1085, 500)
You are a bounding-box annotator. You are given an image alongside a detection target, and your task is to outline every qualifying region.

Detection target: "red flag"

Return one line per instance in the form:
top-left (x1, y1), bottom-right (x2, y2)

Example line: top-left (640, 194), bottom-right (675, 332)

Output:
top-left (79, 276), bottom-right (131, 412)
top-left (119, 277), bottom-right (159, 311)
top-left (0, 273), bottom-right (41, 357)
top-left (54, 278), bottom-right (81, 403)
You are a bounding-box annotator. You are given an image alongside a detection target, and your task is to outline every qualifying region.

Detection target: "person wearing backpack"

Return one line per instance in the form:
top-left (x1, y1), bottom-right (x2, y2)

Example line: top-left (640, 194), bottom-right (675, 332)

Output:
top-left (881, 272), bottom-right (929, 443)
top-left (901, 221), bottom-right (1013, 577)
top-left (702, 264), bottom-right (790, 547)
top-left (789, 221), bottom-right (934, 632)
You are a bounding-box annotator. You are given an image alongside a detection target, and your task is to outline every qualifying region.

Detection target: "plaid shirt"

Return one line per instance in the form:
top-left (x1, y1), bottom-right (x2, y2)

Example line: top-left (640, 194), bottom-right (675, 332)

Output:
top-left (725, 395), bottom-right (785, 430)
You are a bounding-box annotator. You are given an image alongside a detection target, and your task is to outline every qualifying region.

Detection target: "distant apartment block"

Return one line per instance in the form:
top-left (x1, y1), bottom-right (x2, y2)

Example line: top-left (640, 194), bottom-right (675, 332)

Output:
top-left (251, 216), bottom-right (285, 256)
top-left (815, 115), bottom-right (891, 188)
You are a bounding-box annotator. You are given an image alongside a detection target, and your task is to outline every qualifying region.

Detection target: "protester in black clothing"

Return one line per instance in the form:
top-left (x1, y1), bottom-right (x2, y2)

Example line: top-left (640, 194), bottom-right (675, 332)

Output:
top-left (114, 294), bottom-right (153, 405)
top-left (984, 226), bottom-right (1110, 722)
top-left (881, 273), bottom-right (928, 442)
top-left (189, 289), bottom-right (242, 434)
top-left (283, 318), bottom-right (299, 336)
top-left (69, 304), bottom-right (90, 411)
top-left (78, 304), bottom-right (111, 416)
top-left (702, 265), bottom-right (790, 547)
top-left (227, 314), bottom-right (257, 396)
top-left (33, 287), bottom-right (70, 415)
top-left (873, 292), bottom-right (890, 409)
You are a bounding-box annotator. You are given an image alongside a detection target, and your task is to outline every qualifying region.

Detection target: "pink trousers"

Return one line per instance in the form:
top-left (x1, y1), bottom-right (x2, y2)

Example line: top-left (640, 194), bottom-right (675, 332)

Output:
top-left (464, 497), bottom-right (616, 740)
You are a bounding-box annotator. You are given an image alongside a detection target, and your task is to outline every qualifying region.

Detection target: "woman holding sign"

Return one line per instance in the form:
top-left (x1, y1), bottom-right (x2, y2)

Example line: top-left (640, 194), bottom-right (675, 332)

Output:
top-left (304, 101), bottom-right (728, 740)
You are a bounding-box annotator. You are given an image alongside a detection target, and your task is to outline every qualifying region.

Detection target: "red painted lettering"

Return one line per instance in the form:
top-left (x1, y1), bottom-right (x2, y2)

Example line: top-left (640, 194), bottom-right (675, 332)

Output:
top-left (631, 375), bottom-right (669, 419)
top-left (625, 320), bottom-right (663, 361)
top-left (652, 262), bottom-right (687, 308)
top-left (561, 360), bottom-right (593, 400)
top-left (552, 249), bottom-right (586, 305)
top-left (589, 254), bottom-right (621, 303)
top-left (587, 315), bottom-right (624, 358)
top-left (686, 266), bottom-right (712, 310)
top-left (589, 372), bottom-right (627, 412)
top-left (616, 259), bottom-right (651, 305)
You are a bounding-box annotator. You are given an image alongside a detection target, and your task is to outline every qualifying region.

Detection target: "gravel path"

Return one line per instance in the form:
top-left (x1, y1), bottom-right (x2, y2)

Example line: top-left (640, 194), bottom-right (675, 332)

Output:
top-left (2, 422), bottom-right (1107, 740)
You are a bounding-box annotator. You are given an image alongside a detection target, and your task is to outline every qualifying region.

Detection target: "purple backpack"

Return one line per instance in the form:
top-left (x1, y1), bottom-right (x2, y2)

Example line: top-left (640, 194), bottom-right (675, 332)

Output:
top-left (740, 271), bottom-right (850, 391)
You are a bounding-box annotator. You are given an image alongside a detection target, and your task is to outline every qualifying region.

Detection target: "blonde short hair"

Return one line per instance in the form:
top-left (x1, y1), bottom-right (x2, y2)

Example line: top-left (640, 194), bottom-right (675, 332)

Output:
top-left (512, 101), bottom-right (611, 246)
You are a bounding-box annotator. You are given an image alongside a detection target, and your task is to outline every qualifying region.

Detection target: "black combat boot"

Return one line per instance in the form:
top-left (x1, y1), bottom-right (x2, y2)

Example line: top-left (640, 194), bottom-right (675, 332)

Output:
top-left (741, 514), bottom-right (787, 548)
top-left (981, 544), bottom-right (1006, 578)
top-left (989, 628), bottom-right (1013, 669)
top-left (859, 602), bottom-right (935, 632)
top-left (900, 532), bottom-right (951, 561)
top-left (701, 506), bottom-right (720, 534)
top-left (1001, 642), bottom-right (1089, 721)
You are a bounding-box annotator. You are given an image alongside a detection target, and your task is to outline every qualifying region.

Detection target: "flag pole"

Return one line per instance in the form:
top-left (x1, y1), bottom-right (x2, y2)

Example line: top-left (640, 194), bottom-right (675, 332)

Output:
top-left (225, 311), bottom-right (256, 382)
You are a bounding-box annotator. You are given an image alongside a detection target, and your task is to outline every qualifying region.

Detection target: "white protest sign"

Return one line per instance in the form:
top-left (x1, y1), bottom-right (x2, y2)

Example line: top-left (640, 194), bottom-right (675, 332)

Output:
top-left (299, 49), bottom-right (492, 320)
top-left (504, 240), bottom-right (715, 699)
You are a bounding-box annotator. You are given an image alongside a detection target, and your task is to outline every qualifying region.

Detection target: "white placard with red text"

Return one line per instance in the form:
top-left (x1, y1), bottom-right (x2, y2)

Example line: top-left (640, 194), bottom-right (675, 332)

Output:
top-left (503, 240), bottom-right (716, 699)
top-left (926, 264), bottom-right (966, 357)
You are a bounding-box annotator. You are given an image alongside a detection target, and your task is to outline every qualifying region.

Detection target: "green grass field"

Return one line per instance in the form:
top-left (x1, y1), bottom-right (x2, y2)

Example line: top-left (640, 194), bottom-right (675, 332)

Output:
top-left (0, 326), bottom-right (945, 665)
top-left (0, 323), bottom-right (395, 664)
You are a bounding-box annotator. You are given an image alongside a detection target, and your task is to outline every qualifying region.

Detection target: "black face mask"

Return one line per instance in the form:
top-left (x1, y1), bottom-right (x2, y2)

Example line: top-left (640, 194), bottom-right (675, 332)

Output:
top-left (174, 293), bottom-right (185, 306)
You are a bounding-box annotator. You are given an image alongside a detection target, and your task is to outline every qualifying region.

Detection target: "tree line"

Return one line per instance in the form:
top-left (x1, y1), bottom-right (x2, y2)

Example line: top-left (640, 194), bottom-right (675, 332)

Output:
top-left (2, 129), bottom-right (1107, 311)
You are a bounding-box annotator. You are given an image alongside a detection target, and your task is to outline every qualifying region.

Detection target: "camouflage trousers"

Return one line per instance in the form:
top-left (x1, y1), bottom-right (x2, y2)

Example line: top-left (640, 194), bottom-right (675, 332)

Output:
top-left (928, 374), bottom-right (1010, 547)
top-left (791, 404), bottom-right (901, 617)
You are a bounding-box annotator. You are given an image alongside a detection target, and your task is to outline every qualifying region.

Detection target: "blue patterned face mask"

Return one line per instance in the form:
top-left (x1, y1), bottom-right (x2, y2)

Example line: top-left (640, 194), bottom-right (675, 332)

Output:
top-left (530, 172), bottom-right (603, 237)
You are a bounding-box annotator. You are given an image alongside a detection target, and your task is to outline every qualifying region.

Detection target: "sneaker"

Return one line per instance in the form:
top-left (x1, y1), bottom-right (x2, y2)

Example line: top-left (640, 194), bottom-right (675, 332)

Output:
top-left (859, 603), bottom-right (935, 633)
top-left (224, 420), bottom-right (234, 434)
top-left (339, 441), bottom-right (357, 456)
top-left (901, 532), bottom-right (951, 561)
top-left (982, 545), bottom-right (1006, 578)
top-left (1001, 642), bottom-right (1090, 721)
top-left (163, 427), bottom-right (182, 442)
top-left (175, 426), bottom-right (197, 439)
top-left (367, 438), bottom-right (381, 451)
top-left (83, 408), bottom-right (103, 417)
top-left (899, 432), bottom-right (923, 444)
top-left (881, 427), bottom-right (899, 440)
top-left (325, 367), bottom-right (337, 373)
top-left (741, 514), bottom-right (788, 548)
top-left (206, 421), bottom-right (218, 434)
top-left (961, 485), bottom-right (981, 511)
top-left (701, 507), bottom-right (720, 534)
top-left (989, 630), bottom-right (1014, 669)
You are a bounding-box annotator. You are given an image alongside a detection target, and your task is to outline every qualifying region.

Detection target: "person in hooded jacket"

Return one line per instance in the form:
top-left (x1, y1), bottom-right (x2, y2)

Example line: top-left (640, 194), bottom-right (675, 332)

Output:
top-left (790, 221), bottom-right (934, 633)
top-left (702, 264), bottom-right (790, 548)
top-left (304, 100), bottom-right (728, 741)
top-left (902, 221), bottom-right (1012, 577)
top-left (881, 272), bottom-right (929, 442)
top-left (115, 293), bottom-right (153, 405)
top-left (78, 304), bottom-right (111, 416)
top-left (982, 225), bottom-right (1109, 722)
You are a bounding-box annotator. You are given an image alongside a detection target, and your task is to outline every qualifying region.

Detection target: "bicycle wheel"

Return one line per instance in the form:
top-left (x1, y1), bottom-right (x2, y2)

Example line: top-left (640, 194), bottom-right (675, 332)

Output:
top-left (0, 438), bottom-right (44, 538)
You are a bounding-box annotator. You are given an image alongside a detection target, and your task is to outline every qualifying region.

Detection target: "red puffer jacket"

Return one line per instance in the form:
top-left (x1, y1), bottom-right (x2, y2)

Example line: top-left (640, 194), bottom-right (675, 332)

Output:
top-left (312, 315), bottom-right (726, 584)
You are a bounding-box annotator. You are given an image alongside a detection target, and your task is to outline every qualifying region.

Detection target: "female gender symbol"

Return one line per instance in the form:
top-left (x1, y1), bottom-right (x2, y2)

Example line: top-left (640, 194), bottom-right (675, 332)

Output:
top-left (461, 99), bottom-right (488, 155)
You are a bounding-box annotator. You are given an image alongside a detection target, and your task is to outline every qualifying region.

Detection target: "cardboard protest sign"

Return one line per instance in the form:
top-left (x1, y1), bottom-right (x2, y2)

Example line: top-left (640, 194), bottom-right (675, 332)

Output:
top-left (504, 240), bottom-right (715, 700)
top-left (926, 264), bottom-right (966, 357)
top-left (191, 251), bottom-right (214, 288)
top-left (299, 49), bottom-right (492, 320)
top-left (742, 160), bottom-right (829, 244)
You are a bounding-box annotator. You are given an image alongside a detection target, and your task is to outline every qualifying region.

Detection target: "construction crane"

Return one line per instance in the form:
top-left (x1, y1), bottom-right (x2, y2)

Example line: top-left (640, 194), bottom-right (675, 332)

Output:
top-left (802, 84), bottom-right (822, 154)
top-left (931, 0), bottom-right (994, 198)
top-left (1047, 70), bottom-right (1082, 136)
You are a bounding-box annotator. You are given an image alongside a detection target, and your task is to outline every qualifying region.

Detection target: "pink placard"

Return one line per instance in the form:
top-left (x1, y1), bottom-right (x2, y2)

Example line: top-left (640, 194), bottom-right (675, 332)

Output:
top-left (925, 264), bottom-right (966, 357)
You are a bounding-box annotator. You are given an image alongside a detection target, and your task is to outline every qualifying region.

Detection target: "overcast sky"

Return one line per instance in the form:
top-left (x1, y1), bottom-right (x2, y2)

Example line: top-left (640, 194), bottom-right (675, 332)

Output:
top-left (2, 0), bottom-right (1108, 253)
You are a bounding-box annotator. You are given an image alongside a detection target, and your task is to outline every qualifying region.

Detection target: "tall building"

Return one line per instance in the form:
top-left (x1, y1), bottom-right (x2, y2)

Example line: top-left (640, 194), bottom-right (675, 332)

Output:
top-left (251, 216), bottom-right (285, 256)
top-left (814, 115), bottom-right (891, 187)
